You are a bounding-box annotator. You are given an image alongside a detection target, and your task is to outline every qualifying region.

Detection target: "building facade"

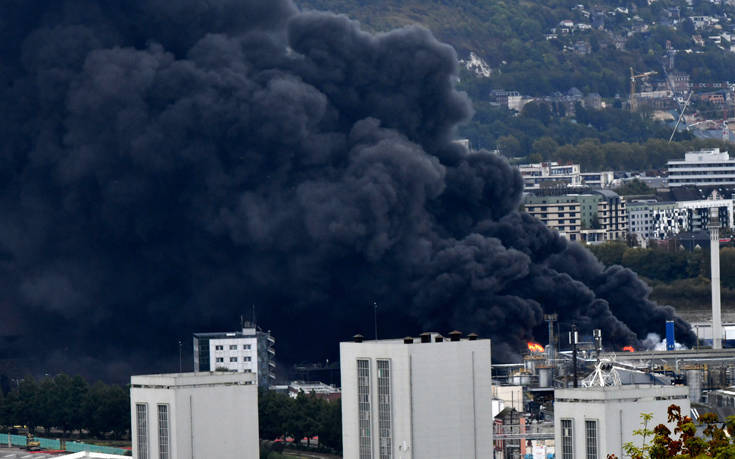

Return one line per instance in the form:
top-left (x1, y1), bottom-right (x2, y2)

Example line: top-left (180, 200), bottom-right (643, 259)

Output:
top-left (555, 385), bottom-right (689, 459)
top-left (193, 321), bottom-right (276, 388)
top-left (524, 191), bottom-right (627, 243)
top-left (130, 372), bottom-right (259, 459)
top-left (580, 171), bottom-right (615, 189)
top-left (627, 197), bottom-right (733, 241)
top-left (518, 162), bottom-right (583, 190)
top-left (668, 148), bottom-right (735, 187)
top-left (340, 333), bottom-right (492, 459)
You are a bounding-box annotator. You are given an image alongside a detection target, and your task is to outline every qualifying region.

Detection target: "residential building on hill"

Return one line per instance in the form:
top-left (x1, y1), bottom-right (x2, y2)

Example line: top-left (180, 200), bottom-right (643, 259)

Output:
top-left (193, 320), bottom-right (276, 388)
top-left (524, 190), bottom-right (627, 242)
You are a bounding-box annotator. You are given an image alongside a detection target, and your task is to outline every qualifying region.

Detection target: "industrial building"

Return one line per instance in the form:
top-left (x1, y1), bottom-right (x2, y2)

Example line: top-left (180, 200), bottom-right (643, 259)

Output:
top-left (555, 384), bottom-right (689, 459)
top-left (130, 372), bottom-right (259, 459)
top-left (193, 320), bottom-right (276, 388)
top-left (340, 332), bottom-right (492, 459)
top-left (667, 148), bottom-right (735, 187)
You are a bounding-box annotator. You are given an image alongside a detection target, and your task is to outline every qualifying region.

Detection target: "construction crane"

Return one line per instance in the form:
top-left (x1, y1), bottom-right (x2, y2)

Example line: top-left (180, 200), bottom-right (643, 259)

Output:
top-left (629, 67), bottom-right (658, 111)
top-left (669, 90), bottom-right (693, 143)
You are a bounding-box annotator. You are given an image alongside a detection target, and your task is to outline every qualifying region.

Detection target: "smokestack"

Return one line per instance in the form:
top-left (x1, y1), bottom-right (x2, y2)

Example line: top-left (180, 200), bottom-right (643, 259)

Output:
top-left (710, 215), bottom-right (722, 350)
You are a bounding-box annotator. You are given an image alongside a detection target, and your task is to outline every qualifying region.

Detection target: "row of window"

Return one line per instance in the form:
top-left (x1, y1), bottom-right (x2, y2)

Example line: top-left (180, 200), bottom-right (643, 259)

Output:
top-left (214, 344), bottom-right (252, 351)
top-left (215, 356), bottom-right (252, 363)
top-left (357, 358), bottom-right (393, 459)
top-left (136, 403), bottom-right (169, 459)
top-left (561, 418), bottom-right (598, 459)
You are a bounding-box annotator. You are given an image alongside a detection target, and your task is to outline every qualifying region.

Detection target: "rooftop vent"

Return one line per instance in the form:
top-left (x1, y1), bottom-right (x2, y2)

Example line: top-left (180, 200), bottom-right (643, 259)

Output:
top-left (434, 335), bottom-right (444, 342)
top-left (404, 336), bottom-right (414, 344)
top-left (420, 332), bottom-right (431, 343)
top-left (467, 333), bottom-right (478, 341)
top-left (353, 334), bottom-right (364, 343)
top-left (449, 330), bottom-right (463, 342)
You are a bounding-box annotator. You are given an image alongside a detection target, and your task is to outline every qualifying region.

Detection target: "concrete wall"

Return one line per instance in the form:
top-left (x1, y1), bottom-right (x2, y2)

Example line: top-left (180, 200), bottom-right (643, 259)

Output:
top-left (341, 337), bottom-right (492, 459)
top-left (131, 372), bottom-right (259, 459)
top-left (554, 385), bottom-right (689, 458)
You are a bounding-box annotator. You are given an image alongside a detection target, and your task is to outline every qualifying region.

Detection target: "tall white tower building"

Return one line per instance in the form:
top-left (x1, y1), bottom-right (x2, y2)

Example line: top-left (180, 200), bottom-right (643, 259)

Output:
top-left (340, 332), bottom-right (492, 459)
top-left (710, 215), bottom-right (723, 350)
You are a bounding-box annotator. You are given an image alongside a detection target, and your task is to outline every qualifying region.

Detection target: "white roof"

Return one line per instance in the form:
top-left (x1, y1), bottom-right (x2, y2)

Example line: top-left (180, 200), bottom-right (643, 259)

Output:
top-left (56, 453), bottom-right (129, 459)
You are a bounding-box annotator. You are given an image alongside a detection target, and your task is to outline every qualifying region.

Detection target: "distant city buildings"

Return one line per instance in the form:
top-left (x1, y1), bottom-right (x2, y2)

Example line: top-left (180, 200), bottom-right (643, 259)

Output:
top-left (628, 193), bottom-right (734, 240)
top-left (524, 190), bottom-right (627, 242)
top-left (340, 332), bottom-right (492, 459)
top-left (668, 148), bottom-right (735, 187)
top-left (130, 372), bottom-right (259, 459)
top-left (271, 380), bottom-right (341, 401)
top-left (193, 320), bottom-right (276, 388)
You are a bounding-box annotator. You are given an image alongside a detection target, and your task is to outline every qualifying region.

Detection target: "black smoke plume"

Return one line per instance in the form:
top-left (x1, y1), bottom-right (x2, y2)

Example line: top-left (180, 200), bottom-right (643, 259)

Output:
top-left (0, 0), bottom-right (692, 378)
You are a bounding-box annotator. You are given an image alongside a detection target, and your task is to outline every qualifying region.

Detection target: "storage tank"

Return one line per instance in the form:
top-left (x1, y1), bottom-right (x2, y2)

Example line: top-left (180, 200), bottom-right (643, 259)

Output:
top-left (686, 368), bottom-right (702, 403)
top-left (538, 366), bottom-right (552, 388)
top-left (509, 370), bottom-right (532, 386)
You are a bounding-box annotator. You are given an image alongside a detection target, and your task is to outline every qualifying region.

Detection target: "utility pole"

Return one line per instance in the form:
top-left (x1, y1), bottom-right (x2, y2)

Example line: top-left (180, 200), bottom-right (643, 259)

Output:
top-left (569, 324), bottom-right (579, 388)
top-left (545, 314), bottom-right (558, 386)
top-left (373, 301), bottom-right (379, 340)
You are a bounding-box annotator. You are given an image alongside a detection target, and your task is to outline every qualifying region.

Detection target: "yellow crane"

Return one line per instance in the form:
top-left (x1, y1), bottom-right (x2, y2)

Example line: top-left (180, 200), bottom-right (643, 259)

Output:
top-left (629, 67), bottom-right (658, 111)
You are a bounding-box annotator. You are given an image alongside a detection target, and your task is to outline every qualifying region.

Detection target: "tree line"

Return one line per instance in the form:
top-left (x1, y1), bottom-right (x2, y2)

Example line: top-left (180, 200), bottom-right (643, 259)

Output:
top-left (258, 389), bottom-right (342, 454)
top-left (589, 242), bottom-right (735, 308)
top-left (0, 374), bottom-right (129, 439)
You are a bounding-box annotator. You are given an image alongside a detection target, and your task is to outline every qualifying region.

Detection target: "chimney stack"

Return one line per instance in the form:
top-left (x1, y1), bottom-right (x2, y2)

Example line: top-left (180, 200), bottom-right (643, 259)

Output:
top-left (449, 330), bottom-right (462, 342)
top-left (710, 215), bottom-right (723, 350)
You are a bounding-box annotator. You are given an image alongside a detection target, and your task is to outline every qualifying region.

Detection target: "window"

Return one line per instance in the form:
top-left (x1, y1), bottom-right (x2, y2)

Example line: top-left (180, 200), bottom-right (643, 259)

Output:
top-left (244, 356), bottom-right (252, 362)
top-left (358, 359), bottom-right (372, 459)
top-left (561, 419), bottom-right (574, 459)
top-left (585, 420), bottom-right (598, 459)
top-left (216, 357), bottom-right (224, 363)
top-left (136, 404), bottom-right (149, 459)
top-left (229, 345), bottom-right (237, 350)
top-left (377, 360), bottom-right (392, 459)
top-left (243, 344), bottom-right (251, 350)
top-left (230, 357), bottom-right (238, 362)
top-left (215, 345), bottom-right (223, 351)
top-left (158, 405), bottom-right (169, 459)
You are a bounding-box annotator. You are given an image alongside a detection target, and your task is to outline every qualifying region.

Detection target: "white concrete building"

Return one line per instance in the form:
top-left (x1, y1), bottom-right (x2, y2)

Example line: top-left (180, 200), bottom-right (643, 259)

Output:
top-left (518, 162), bottom-right (582, 190)
top-left (193, 320), bottom-right (276, 388)
top-left (554, 384), bottom-right (689, 459)
top-left (668, 148), bottom-right (735, 187)
top-left (580, 171), bottom-right (615, 189)
top-left (130, 372), bottom-right (259, 459)
top-left (340, 332), bottom-right (492, 459)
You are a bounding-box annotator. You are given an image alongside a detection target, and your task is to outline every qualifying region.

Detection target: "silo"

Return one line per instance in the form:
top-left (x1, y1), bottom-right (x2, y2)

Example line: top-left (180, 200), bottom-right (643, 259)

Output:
top-left (686, 368), bottom-right (702, 403)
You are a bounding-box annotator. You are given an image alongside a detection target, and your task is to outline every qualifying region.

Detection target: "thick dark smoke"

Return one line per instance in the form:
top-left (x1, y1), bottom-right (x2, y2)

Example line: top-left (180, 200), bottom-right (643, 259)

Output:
top-left (0, 0), bottom-right (693, 379)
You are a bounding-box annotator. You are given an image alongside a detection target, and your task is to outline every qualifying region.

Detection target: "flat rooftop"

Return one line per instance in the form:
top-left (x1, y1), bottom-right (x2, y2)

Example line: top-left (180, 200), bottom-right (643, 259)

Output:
top-left (131, 371), bottom-right (256, 388)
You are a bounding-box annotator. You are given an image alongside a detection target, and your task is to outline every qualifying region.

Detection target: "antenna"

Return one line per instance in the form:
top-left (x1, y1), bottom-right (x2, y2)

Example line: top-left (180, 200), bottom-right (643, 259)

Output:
top-left (373, 301), bottom-right (378, 340)
top-left (252, 304), bottom-right (256, 327)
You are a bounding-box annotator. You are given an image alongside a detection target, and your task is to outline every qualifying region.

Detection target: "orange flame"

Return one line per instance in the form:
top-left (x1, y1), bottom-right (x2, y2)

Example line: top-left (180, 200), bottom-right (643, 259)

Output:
top-left (527, 342), bottom-right (544, 353)
top-left (622, 346), bottom-right (635, 352)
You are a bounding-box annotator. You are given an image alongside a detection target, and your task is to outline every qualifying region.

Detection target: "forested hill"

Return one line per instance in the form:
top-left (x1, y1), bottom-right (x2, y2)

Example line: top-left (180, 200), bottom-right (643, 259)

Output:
top-left (296, 0), bottom-right (735, 97)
